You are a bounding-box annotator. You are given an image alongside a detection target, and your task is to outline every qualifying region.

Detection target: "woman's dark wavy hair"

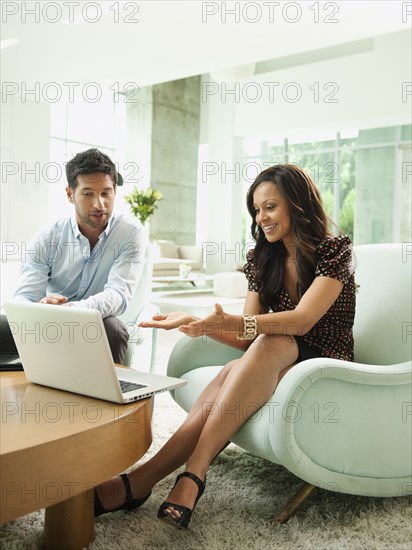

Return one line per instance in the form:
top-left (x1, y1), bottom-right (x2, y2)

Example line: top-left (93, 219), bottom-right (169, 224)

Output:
top-left (65, 148), bottom-right (119, 190)
top-left (246, 163), bottom-right (330, 310)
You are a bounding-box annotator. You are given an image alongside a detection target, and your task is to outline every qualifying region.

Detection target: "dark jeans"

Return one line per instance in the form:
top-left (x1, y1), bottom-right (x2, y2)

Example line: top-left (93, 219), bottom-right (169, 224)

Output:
top-left (0, 313), bottom-right (129, 365)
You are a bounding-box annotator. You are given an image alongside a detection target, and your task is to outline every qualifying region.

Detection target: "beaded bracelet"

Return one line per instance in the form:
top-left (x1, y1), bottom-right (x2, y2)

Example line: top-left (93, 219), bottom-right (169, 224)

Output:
top-left (236, 314), bottom-right (257, 340)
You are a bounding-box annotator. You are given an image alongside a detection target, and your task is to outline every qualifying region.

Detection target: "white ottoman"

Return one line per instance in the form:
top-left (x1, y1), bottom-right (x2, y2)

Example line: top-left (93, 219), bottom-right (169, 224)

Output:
top-left (213, 271), bottom-right (248, 298)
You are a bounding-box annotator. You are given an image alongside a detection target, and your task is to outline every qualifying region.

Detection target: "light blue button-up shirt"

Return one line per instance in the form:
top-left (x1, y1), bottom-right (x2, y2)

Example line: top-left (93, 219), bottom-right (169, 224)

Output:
top-left (14, 214), bottom-right (146, 318)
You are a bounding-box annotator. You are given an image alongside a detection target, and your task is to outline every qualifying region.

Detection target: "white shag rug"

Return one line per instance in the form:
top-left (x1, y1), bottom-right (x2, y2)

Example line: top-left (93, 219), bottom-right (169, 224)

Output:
top-left (1, 346), bottom-right (411, 550)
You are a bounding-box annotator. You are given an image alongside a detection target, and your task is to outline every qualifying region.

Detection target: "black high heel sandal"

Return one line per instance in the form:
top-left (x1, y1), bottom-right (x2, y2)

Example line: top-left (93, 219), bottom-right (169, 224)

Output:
top-left (157, 471), bottom-right (206, 529)
top-left (94, 473), bottom-right (151, 517)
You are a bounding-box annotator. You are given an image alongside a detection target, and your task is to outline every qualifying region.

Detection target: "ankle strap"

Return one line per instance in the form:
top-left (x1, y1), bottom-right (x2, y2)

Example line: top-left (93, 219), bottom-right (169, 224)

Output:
top-left (176, 471), bottom-right (206, 492)
top-left (119, 473), bottom-right (134, 510)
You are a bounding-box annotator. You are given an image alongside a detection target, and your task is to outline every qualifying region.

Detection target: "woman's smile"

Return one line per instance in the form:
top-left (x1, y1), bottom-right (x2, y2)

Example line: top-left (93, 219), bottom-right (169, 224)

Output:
top-left (253, 182), bottom-right (292, 243)
top-left (261, 223), bottom-right (279, 234)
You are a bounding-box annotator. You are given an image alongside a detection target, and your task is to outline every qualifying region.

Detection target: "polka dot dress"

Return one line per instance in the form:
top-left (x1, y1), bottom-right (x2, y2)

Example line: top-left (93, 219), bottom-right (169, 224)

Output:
top-left (244, 235), bottom-right (356, 361)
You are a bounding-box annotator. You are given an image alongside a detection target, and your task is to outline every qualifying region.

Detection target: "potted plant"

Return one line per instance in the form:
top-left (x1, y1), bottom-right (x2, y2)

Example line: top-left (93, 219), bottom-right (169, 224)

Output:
top-left (124, 186), bottom-right (163, 225)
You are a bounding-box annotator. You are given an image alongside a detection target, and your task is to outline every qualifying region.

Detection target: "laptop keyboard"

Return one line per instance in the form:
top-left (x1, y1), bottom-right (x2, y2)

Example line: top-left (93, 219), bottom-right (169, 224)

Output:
top-left (119, 379), bottom-right (148, 394)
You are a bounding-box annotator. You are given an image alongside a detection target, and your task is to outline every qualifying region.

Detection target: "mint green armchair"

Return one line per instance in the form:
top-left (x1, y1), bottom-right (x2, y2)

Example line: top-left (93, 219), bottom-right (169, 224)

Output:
top-left (167, 244), bottom-right (412, 520)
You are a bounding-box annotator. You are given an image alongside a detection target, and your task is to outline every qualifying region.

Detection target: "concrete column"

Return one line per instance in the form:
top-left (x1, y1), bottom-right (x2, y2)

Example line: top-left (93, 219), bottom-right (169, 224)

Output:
top-left (125, 86), bottom-right (154, 191)
top-left (127, 77), bottom-right (201, 244)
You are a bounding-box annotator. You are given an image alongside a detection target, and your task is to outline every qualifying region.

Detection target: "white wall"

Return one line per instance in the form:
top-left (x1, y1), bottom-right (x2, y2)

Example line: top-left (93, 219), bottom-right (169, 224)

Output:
top-left (0, 97), bottom-right (51, 302)
top-left (234, 30), bottom-right (411, 138)
top-left (1, 96), bottom-right (51, 247)
top-left (198, 83), bottom-right (245, 273)
top-left (1, 29), bottom-right (410, 277)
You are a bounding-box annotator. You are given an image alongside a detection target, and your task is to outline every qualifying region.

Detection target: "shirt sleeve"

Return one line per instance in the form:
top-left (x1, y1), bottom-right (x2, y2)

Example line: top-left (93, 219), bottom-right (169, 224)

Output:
top-left (243, 249), bottom-right (259, 292)
top-left (13, 229), bottom-right (51, 303)
top-left (315, 235), bottom-right (354, 285)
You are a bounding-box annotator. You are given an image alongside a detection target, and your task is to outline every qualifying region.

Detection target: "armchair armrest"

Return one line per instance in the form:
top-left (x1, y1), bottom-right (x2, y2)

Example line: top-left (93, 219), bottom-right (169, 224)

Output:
top-left (269, 358), bottom-right (412, 497)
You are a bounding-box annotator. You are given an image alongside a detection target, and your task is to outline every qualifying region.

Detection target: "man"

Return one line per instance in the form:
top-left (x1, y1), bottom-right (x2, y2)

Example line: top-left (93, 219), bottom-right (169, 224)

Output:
top-left (1, 148), bottom-right (146, 364)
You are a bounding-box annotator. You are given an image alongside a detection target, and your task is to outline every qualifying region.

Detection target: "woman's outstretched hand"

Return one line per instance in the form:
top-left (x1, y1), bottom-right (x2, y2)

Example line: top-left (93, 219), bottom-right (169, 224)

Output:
top-left (138, 311), bottom-right (198, 331)
top-left (179, 303), bottom-right (241, 338)
top-left (139, 305), bottom-right (242, 339)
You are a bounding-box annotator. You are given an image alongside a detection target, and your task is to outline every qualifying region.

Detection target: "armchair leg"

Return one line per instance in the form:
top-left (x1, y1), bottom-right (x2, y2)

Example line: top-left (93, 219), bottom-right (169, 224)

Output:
top-left (273, 482), bottom-right (316, 525)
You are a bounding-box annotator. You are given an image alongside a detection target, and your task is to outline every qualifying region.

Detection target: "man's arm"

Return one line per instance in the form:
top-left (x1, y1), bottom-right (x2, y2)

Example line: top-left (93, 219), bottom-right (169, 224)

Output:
top-left (13, 230), bottom-right (51, 303)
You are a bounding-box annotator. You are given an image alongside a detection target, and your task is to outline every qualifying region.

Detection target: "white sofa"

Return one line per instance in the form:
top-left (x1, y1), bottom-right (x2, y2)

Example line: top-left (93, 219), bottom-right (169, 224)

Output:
top-left (151, 240), bottom-right (203, 278)
top-left (167, 244), bottom-right (412, 515)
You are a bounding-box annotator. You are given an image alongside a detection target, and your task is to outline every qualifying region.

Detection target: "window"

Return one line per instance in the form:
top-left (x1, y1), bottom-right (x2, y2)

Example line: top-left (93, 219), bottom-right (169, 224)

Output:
top-left (242, 125), bottom-right (411, 249)
top-left (48, 92), bottom-right (127, 223)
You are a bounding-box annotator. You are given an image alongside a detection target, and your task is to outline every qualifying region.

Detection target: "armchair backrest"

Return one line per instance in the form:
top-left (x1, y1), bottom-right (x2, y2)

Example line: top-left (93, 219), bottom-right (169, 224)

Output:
top-left (353, 243), bottom-right (411, 365)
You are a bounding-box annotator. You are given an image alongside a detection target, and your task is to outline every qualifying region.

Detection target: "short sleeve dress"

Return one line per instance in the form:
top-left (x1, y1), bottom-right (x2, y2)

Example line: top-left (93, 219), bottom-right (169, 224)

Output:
top-left (244, 235), bottom-right (356, 361)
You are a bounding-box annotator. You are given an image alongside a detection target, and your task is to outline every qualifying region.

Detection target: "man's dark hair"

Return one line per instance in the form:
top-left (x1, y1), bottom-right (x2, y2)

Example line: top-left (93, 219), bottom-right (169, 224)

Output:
top-left (65, 148), bottom-right (120, 189)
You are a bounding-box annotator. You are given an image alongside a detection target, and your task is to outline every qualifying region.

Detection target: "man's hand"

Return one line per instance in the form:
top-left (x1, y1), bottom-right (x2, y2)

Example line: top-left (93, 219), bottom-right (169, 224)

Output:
top-left (39, 294), bottom-right (68, 305)
top-left (139, 311), bottom-right (198, 331)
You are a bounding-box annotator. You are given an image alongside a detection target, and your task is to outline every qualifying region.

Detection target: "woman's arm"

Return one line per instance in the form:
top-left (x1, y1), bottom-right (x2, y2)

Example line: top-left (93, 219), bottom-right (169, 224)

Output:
top-left (181, 276), bottom-right (344, 338)
top-left (254, 276), bottom-right (343, 335)
top-left (207, 290), bottom-right (263, 350)
top-left (138, 291), bottom-right (263, 350)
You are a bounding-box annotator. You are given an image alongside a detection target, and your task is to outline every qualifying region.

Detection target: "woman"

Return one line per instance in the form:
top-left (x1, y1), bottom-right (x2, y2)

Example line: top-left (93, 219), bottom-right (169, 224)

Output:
top-left (94, 163), bottom-right (356, 529)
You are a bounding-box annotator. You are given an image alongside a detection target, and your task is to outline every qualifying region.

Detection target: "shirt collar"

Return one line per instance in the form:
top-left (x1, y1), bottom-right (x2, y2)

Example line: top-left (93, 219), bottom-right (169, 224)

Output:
top-left (100, 212), bottom-right (115, 237)
top-left (70, 216), bottom-right (81, 238)
top-left (70, 213), bottom-right (116, 241)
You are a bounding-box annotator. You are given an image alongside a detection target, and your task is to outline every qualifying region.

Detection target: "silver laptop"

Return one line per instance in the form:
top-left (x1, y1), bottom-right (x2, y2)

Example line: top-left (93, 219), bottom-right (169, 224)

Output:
top-left (4, 301), bottom-right (186, 403)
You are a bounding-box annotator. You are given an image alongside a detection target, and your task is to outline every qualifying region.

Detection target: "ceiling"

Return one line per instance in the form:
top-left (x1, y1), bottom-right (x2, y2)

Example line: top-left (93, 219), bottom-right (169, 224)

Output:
top-left (1, 1), bottom-right (408, 88)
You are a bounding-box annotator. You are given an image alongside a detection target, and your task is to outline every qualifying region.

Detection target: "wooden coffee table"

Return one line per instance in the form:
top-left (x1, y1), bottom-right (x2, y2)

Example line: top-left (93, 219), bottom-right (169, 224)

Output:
top-left (0, 371), bottom-right (153, 549)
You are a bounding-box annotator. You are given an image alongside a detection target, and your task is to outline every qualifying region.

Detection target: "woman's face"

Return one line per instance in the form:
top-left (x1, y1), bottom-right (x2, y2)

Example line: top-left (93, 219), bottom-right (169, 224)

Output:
top-left (253, 182), bottom-right (293, 245)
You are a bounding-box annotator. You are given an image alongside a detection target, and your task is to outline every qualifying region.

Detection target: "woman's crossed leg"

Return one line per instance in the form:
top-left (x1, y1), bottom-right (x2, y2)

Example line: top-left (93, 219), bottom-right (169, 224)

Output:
top-left (95, 334), bottom-right (298, 516)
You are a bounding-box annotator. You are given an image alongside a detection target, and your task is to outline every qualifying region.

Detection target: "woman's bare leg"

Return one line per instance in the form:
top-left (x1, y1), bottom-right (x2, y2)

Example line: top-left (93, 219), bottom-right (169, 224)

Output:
top-left (163, 334), bottom-right (299, 518)
top-left (95, 359), bottom-right (237, 509)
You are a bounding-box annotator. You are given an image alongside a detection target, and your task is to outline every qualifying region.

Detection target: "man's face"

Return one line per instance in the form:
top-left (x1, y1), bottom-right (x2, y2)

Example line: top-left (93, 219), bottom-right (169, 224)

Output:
top-left (66, 173), bottom-right (116, 234)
